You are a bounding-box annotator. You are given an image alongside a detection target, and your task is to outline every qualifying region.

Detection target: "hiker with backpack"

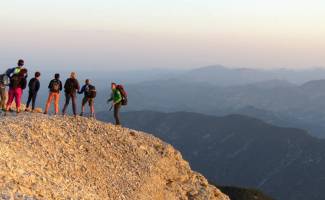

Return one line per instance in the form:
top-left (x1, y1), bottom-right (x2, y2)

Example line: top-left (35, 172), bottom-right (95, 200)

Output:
top-left (25, 72), bottom-right (41, 112)
top-left (107, 83), bottom-right (127, 126)
top-left (0, 73), bottom-right (9, 111)
top-left (78, 79), bottom-right (96, 118)
top-left (6, 59), bottom-right (27, 78)
top-left (62, 72), bottom-right (80, 117)
top-left (44, 73), bottom-right (63, 115)
top-left (5, 68), bottom-right (28, 114)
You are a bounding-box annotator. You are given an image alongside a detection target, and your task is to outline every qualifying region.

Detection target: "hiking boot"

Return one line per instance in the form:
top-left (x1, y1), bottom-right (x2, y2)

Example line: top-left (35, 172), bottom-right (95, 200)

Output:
top-left (80, 112), bottom-right (84, 117)
top-left (43, 111), bottom-right (48, 115)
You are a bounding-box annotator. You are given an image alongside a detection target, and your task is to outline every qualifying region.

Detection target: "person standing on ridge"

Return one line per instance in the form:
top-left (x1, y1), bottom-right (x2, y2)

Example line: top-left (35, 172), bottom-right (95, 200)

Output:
top-left (25, 72), bottom-right (41, 112)
top-left (5, 68), bottom-right (28, 114)
top-left (78, 79), bottom-right (96, 118)
top-left (62, 72), bottom-right (80, 117)
top-left (44, 73), bottom-right (62, 115)
top-left (0, 73), bottom-right (9, 112)
top-left (107, 83), bottom-right (123, 126)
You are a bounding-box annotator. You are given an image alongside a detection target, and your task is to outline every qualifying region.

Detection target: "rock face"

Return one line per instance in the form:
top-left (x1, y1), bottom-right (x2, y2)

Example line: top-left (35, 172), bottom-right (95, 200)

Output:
top-left (0, 114), bottom-right (229, 200)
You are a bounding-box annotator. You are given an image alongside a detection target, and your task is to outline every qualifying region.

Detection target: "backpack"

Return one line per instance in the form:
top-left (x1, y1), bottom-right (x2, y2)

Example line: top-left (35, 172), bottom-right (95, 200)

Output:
top-left (116, 84), bottom-right (128, 106)
top-left (10, 74), bottom-right (21, 88)
top-left (85, 85), bottom-right (97, 98)
top-left (50, 79), bottom-right (60, 92)
top-left (65, 78), bottom-right (76, 94)
top-left (6, 67), bottom-right (20, 77)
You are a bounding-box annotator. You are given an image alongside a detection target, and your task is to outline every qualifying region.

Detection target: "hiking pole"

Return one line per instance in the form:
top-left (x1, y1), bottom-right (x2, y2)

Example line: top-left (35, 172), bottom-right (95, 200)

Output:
top-left (107, 99), bottom-right (113, 111)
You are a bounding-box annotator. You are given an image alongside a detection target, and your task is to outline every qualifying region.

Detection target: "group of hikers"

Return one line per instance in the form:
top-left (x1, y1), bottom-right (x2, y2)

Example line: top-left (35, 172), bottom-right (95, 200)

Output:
top-left (0, 59), bottom-right (128, 126)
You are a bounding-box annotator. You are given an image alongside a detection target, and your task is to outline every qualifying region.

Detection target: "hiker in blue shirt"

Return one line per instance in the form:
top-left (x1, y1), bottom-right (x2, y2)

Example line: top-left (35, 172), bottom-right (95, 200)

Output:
top-left (78, 79), bottom-right (96, 118)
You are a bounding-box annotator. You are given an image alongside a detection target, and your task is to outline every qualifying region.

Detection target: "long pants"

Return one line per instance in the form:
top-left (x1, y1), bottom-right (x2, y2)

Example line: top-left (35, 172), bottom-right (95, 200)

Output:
top-left (62, 93), bottom-right (77, 116)
top-left (114, 102), bottom-right (122, 125)
top-left (45, 92), bottom-right (60, 114)
top-left (6, 87), bottom-right (23, 111)
top-left (0, 87), bottom-right (6, 110)
top-left (26, 92), bottom-right (37, 110)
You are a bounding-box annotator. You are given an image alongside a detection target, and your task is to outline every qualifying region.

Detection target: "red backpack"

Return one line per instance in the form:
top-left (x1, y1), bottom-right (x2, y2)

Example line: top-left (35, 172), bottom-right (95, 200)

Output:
top-left (116, 85), bottom-right (128, 106)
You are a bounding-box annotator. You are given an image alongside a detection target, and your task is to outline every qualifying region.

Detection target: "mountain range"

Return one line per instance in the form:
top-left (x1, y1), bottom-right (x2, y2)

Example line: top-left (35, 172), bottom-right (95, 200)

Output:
top-left (22, 65), bottom-right (325, 139)
top-left (97, 110), bottom-right (325, 200)
top-left (120, 78), bottom-right (325, 138)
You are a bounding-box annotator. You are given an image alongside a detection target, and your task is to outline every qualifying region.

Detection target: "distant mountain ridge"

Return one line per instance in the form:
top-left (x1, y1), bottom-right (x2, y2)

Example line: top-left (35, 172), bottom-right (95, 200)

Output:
top-left (97, 110), bottom-right (325, 200)
top-left (183, 65), bottom-right (325, 85)
top-left (120, 77), bottom-right (325, 138)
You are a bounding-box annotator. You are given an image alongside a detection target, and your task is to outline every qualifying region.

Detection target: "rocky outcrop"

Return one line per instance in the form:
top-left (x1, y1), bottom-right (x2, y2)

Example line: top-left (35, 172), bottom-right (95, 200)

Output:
top-left (0, 114), bottom-right (229, 200)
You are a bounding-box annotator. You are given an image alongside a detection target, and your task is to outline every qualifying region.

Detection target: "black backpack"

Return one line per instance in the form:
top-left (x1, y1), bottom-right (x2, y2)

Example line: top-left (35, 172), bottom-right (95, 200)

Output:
top-left (50, 80), bottom-right (60, 92)
top-left (85, 85), bottom-right (97, 98)
top-left (65, 79), bottom-right (76, 94)
top-left (10, 74), bottom-right (21, 88)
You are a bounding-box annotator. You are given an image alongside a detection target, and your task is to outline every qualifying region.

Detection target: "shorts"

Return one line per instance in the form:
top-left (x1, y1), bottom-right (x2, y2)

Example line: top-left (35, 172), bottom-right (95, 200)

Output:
top-left (82, 96), bottom-right (94, 106)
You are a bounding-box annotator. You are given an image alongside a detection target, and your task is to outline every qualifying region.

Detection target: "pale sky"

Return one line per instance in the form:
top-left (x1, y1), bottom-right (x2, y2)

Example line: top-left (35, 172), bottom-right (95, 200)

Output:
top-left (0, 0), bottom-right (325, 70)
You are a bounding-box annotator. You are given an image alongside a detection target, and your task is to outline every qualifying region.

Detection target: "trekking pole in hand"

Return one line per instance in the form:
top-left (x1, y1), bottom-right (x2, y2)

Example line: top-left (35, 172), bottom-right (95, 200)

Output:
top-left (109, 104), bottom-right (113, 111)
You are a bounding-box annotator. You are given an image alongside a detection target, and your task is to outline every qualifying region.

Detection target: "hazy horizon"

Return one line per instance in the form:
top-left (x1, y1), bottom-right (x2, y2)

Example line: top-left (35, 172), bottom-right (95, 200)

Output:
top-left (1, 0), bottom-right (325, 70)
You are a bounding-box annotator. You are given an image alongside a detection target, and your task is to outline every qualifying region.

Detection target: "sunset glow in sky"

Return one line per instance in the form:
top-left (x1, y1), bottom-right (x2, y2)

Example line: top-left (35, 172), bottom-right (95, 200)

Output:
top-left (0, 0), bottom-right (325, 70)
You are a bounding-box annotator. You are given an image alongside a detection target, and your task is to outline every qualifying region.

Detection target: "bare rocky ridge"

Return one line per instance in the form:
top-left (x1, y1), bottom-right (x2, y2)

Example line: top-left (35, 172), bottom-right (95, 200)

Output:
top-left (0, 114), bottom-right (229, 200)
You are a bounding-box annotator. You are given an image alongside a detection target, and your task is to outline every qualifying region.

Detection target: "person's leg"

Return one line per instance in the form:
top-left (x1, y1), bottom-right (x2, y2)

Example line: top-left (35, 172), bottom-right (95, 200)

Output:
top-left (26, 92), bottom-right (32, 110)
top-left (71, 94), bottom-right (77, 116)
top-left (89, 98), bottom-right (95, 117)
top-left (0, 88), bottom-right (6, 110)
top-left (80, 97), bottom-right (87, 116)
top-left (44, 92), bottom-right (54, 114)
top-left (62, 93), bottom-right (70, 115)
top-left (54, 93), bottom-right (60, 114)
top-left (6, 89), bottom-right (15, 111)
top-left (31, 92), bottom-right (37, 110)
top-left (114, 103), bottom-right (121, 125)
top-left (15, 88), bottom-right (23, 113)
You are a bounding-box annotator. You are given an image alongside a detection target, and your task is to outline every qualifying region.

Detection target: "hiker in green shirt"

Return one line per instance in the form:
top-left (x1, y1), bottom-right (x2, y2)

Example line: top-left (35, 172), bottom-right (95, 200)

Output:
top-left (107, 83), bottom-right (122, 125)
